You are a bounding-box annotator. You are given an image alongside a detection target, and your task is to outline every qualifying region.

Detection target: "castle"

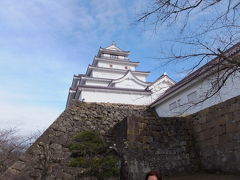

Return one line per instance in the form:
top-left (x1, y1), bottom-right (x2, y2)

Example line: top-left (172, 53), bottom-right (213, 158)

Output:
top-left (67, 42), bottom-right (240, 117)
top-left (66, 42), bottom-right (175, 107)
top-left (2, 43), bottom-right (240, 179)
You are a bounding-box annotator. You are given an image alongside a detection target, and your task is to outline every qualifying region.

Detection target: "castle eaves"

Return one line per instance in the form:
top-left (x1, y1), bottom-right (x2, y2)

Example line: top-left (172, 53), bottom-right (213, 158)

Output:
top-left (86, 65), bottom-right (150, 76)
top-left (93, 57), bottom-right (140, 65)
top-left (98, 48), bottom-right (130, 57)
top-left (77, 85), bottom-right (152, 94)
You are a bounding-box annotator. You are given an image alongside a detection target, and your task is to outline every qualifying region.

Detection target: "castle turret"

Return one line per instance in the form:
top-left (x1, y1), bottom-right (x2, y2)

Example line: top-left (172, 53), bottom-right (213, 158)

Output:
top-left (66, 43), bottom-right (175, 107)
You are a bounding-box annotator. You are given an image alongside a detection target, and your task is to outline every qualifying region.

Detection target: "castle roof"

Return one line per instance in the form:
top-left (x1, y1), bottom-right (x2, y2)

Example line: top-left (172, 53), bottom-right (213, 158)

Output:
top-left (105, 42), bottom-right (123, 51)
top-left (93, 57), bottom-right (140, 66)
top-left (76, 85), bottom-right (151, 94)
top-left (150, 42), bottom-right (240, 107)
top-left (97, 43), bottom-right (130, 57)
top-left (86, 65), bottom-right (150, 76)
top-left (108, 70), bottom-right (150, 88)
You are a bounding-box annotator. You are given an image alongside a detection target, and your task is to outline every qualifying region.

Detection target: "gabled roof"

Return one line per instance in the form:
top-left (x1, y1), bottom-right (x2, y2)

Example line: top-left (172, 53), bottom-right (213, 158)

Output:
top-left (98, 42), bottom-right (130, 57)
top-left (108, 70), bottom-right (150, 88)
top-left (148, 72), bottom-right (176, 89)
top-left (105, 42), bottom-right (123, 51)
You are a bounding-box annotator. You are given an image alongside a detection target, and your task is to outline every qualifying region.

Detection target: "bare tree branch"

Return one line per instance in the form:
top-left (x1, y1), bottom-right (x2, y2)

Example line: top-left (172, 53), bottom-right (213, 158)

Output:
top-left (137, 0), bottom-right (240, 108)
top-left (0, 128), bottom-right (41, 174)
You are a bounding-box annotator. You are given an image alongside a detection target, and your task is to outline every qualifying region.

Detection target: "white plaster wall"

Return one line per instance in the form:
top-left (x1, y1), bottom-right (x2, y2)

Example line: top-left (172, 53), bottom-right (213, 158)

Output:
top-left (102, 54), bottom-right (110, 58)
top-left (149, 78), bottom-right (174, 102)
top-left (85, 80), bottom-right (109, 87)
top-left (149, 86), bottom-right (170, 103)
top-left (118, 56), bottom-right (126, 60)
top-left (114, 79), bottom-right (146, 89)
top-left (97, 61), bottom-right (136, 71)
top-left (91, 70), bottom-right (124, 79)
top-left (154, 72), bottom-right (240, 117)
top-left (91, 70), bottom-right (147, 82)
top-left (79, 90), bottom-right (151, 105)
top-left (134, 74), bottom-right (146, 82)
top-left (101, 54), bottom-right (127, 60)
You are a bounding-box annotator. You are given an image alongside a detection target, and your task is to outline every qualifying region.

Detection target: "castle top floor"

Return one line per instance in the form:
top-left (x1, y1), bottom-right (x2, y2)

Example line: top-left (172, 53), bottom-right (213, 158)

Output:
top-left (97, 42), bottom-right (130, 61)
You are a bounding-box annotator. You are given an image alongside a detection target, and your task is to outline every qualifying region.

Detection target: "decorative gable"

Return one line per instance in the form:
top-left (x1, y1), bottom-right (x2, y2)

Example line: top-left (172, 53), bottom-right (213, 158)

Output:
top-left (108, 71), bottom-right (149, 90)
top-left (149, 74), bottom-right (175, 92)
top-left (105, 42), bottom-right (122, 51)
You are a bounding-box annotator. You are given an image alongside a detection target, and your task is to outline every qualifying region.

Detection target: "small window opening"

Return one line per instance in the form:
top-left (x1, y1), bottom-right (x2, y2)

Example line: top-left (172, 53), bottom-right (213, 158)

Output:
top-left (110, 54), bottom-right (118, 59)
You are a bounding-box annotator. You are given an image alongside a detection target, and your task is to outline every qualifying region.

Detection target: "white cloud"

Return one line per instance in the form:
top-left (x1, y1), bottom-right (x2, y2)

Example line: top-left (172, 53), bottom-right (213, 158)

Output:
top-left (0, 0), bottom-right (133, 49)
top-left (0, 0), bottom-right (142, 136)
top-left (0, 0), bottom-right (84, 32)
top-left (0, 102), bottom-right (61, 136)
top-left (91, 0), bottom-right (127, 26)
top-left (0, 90), bottom-right (30, 102)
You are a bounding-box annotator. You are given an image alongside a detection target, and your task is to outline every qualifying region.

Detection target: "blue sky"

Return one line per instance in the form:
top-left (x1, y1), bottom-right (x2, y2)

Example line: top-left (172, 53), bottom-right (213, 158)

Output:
top-left (0, 0), bottom-right (202, 135)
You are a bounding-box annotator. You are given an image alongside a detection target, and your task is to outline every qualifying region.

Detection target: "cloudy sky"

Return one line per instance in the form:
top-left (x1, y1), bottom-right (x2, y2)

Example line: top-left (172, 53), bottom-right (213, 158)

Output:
top-left (0, 0), bottom-right (197, 135)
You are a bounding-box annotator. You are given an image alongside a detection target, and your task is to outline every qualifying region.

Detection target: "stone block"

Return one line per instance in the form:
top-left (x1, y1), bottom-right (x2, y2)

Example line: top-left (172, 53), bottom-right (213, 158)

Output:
top-left (218, 124), bottom-right (226, 135)
top-left (198, 115), bottom-right (207, 124)
top-left (231, 132), bottom-right (240, 141)
top-left (216, 115), bottom-right (227, 125)
top-left (209, 136), bottom-right (219, 146)
top-left (203, 129), bottom-right (212, 139)
top-left (12, 161), bottom-right (26, 171)
top-left (226, 121), bottom-right (239, 133)
top-left (230, 102), bottom-right (240, 112)
top-left (232, 111), bottom-right (240, 122)
top-left (142, 136), bottom-right (148, 144)
top-left (207, 119), bottom-right (216, 129)
top-left (201, 122), bottom-right (209, 131)
top-left (218, 133), bottom-right (226, 144)
top-left (194, 124), bottom-right (202, 133)
top-left (210, 127), bottom-right (220, 137)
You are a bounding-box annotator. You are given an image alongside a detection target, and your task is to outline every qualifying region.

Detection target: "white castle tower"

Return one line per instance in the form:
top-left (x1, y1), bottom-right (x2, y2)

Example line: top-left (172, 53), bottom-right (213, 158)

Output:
top-left (66, 43), bottom-right (175, 107)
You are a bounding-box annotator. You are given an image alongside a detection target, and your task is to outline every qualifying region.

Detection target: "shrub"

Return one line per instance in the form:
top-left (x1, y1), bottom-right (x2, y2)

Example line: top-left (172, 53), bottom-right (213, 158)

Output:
top-left (68, 131), bottom-right (119, 180)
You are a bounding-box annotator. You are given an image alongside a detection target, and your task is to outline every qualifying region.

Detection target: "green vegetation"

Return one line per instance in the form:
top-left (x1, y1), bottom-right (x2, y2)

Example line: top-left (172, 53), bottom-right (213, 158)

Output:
top-left (68, 131), bottom-right (119, 180)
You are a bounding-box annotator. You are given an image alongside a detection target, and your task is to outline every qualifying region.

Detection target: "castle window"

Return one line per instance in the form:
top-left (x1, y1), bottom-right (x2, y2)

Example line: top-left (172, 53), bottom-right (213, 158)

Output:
top-left (110, 54), bottom-right (118, 59)
top-left (169, 101), bottom-right (177, 111)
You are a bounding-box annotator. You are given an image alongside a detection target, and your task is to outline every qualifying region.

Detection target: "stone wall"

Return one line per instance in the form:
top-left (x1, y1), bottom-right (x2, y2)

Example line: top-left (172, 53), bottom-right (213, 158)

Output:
top-left (112, 109), bottom-right (198, 179)
top-left (1, 101), bottom-right (197, 180)
top-left (188, 96), bottom-right (240, 174)
top-left (1, 101), bottom-right (148, 180)
top-left (2, 95), bottom-right (240, 180)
